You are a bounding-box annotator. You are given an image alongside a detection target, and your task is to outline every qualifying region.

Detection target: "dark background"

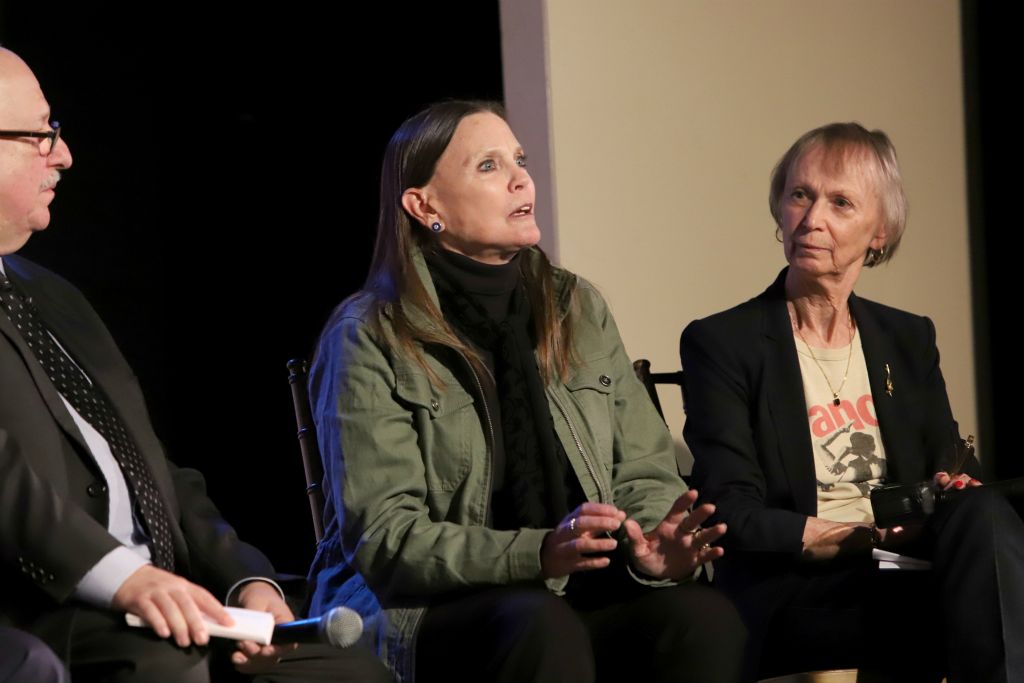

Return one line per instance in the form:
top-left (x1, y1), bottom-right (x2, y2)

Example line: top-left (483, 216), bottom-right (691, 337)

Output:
top-left (0, 1), bottom-right (1015, 577)
top-left (0, 2), bottom-right (506, 574)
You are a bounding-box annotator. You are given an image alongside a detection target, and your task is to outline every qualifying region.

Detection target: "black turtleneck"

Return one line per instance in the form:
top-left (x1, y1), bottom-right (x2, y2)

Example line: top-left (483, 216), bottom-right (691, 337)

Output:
top-left (425, 248), bottom-right (521, 322)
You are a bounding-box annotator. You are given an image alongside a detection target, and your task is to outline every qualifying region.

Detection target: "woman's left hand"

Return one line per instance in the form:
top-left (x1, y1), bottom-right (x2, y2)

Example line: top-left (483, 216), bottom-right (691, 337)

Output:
top-left (934, 471), bottom-right (982, 491)
top-left (623, 489), bottom-right (726, 581)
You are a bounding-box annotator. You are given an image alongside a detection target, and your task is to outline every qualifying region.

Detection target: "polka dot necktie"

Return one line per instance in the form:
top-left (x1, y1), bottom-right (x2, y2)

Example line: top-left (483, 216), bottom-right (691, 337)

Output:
top-left (0, 271), bottom-right (175, 571)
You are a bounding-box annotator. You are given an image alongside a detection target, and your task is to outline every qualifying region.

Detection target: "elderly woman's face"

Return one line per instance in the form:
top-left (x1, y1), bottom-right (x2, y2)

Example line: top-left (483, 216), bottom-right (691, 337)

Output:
top-left (779, 145), bottom-right (886, 282)
top-left (423, 112), bottom-right (539, 264)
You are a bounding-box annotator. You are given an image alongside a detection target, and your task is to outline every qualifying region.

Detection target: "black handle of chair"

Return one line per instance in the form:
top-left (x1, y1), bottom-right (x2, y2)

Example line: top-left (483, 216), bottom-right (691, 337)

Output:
top-left (288, 358), bottom-right (326, 543)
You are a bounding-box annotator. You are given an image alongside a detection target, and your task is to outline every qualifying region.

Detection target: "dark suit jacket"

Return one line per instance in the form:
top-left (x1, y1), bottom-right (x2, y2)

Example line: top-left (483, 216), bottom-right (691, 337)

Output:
top-left (0, 255), bottom-right (273, 633)
top-left (679, 268), bottom-right (977, 617)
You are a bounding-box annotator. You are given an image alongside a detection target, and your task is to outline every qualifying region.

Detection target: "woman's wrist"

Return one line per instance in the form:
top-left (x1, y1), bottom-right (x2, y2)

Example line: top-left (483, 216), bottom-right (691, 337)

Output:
top-left (868, 522), bottom-right (882, 549)
top-left (849, 522), bottom-right (882, 553)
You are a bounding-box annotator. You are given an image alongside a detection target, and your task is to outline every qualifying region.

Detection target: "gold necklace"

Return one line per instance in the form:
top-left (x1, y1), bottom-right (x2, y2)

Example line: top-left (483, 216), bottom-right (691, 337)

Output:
top-left (795, 318), bottom-right (856, 407)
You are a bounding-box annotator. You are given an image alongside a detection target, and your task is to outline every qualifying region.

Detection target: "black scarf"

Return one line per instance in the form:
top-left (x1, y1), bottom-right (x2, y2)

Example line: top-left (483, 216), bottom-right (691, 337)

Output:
top-left (426, 249), bottom-right (580, 529)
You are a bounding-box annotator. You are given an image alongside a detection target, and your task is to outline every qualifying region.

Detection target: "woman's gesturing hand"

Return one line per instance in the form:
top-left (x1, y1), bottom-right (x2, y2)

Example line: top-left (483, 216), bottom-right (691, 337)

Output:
top-left (623, 490), bottom-right (726, 581)
top-left (540, 503), bottom-right (626, 579)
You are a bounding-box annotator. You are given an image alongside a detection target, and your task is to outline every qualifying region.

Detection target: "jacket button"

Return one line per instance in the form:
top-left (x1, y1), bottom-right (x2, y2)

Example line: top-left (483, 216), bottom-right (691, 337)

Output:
top-left (430, 398), bottom-right (439, 411)
top-left (87, 482), bottom-right (108, 497)
top-left (599, 374), bottom-right (612, 387)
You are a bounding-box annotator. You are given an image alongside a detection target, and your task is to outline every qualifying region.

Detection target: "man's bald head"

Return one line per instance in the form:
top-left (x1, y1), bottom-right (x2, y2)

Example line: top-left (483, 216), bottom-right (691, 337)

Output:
top-left (0, 48), bottom-right (72, 255)
top-left (0, 48), bottom-right (34, 100)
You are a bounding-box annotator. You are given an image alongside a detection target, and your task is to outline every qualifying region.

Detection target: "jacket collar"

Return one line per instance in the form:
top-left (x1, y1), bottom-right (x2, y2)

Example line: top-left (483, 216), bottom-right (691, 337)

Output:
top-left (760, 268), bottom-right (818, 515)
top-left (0, 256), bottom-right (93, 456)
top-left (848, 292), bottom-right (917, 482)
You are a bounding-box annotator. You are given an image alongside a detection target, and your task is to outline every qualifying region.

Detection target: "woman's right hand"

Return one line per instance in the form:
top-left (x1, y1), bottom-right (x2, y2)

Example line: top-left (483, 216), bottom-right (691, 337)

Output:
top-left (934, 471), bottom-right (982, 491)
top-left (540, 503), bottom-right (626, 579)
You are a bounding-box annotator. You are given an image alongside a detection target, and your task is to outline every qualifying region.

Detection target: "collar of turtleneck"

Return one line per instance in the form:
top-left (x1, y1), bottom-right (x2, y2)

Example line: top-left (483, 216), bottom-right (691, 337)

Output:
top-left (425, 248), bottom-right (522, 322)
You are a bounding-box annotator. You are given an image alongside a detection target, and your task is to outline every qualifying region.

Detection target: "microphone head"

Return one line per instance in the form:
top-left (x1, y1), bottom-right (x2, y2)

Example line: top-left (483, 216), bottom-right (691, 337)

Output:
top-left (323, 606), bottom-right (364, 648)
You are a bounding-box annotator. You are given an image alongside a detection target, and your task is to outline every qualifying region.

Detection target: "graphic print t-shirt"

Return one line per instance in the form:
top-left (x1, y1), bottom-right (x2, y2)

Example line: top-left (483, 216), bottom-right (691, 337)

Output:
top-left (796, 333), bottom-right (886, 523)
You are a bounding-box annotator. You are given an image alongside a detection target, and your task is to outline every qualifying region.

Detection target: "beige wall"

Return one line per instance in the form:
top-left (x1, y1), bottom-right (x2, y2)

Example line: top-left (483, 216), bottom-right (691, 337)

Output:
top-left (502, 0), bottom-right (976, 469)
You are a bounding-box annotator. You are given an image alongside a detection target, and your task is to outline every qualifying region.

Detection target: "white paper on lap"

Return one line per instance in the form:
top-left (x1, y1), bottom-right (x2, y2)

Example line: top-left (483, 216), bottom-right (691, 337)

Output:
top-left (872, 548), bottom-right (933, 571)
top-left (124, 606), bottom-right (275, 644)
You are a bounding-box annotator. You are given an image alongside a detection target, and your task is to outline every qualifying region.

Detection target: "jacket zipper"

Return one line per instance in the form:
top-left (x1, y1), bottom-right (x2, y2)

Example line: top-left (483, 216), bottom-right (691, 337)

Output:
top-left (547, 389), bottom-right (610, 503)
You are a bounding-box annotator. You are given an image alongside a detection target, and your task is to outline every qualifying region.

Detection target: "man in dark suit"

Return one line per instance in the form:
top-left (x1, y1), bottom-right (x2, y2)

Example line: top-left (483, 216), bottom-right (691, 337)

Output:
top-left (0, 48), bottom-right (389, 683)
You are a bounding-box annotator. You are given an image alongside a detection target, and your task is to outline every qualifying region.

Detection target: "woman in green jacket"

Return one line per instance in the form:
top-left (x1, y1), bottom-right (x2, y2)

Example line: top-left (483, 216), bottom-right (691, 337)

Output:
top-left (306, 100), bottom-right (746, 683)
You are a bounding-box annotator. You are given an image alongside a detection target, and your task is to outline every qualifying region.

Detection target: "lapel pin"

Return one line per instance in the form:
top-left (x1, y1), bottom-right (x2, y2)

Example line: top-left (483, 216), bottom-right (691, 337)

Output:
top-left (885, 363), bottom-right (894, 397)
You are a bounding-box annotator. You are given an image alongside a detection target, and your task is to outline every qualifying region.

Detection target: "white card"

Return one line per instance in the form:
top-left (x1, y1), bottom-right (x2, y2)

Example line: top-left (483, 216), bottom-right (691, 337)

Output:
top-left (872, 548), bottom-right (932, 571)
top-left (124, 606), bottom-right (276, 644)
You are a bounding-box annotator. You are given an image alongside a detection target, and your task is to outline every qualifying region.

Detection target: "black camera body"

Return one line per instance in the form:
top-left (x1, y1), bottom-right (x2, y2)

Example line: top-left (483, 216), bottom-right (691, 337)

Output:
top-left (870, 433), bottom-right (976, 528)
top-left (870, 482), bottom-right (939, 528)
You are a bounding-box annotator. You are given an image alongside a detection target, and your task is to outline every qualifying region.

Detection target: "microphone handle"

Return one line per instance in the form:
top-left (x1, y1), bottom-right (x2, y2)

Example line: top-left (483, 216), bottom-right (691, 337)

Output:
top-left (271, 617), bottom-right (327, 645)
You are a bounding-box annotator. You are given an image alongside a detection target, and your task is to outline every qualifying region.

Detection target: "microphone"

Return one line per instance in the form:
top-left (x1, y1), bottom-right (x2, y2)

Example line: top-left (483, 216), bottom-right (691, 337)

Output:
top-left (271, 606), bottom-right (364, 648)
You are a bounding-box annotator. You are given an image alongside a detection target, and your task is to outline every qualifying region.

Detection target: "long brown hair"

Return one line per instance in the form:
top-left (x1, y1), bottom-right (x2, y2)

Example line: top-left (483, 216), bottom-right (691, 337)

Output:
top-left (356, 100), bottom-right (576, 385)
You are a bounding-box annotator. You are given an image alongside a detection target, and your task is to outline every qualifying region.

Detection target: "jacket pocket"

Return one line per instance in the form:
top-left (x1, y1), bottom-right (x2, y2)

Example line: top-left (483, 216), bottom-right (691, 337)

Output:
top-left (394, 368), bottom-right (478, 493)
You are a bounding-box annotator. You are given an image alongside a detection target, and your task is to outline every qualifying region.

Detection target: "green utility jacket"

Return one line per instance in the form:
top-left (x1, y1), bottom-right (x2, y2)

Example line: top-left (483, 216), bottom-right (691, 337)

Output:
top-left (307, 246), bottom-right (685, 682)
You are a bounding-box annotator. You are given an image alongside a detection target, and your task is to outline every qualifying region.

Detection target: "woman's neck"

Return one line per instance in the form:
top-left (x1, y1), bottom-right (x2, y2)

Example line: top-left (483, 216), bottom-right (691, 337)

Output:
top-left (785, 269), bottom-right (857, 348)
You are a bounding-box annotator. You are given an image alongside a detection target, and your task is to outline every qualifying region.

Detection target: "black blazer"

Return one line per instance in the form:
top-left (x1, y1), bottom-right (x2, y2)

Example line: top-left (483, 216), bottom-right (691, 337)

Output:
top-left (679, 269), bottom-right (976, 604)
top-left (0, 255), bottom-right (273, 630)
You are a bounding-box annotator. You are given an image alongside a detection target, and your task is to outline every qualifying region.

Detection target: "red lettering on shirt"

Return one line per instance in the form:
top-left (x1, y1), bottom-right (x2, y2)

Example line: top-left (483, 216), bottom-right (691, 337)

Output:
top-left (829, 400), bottom-right (864, 431)
top-left (857, 394), bottom-right (878, 426)
top-left (808, 393), bottom-right (876, 437)
top-left (809, 405), bottom-right (836, 438)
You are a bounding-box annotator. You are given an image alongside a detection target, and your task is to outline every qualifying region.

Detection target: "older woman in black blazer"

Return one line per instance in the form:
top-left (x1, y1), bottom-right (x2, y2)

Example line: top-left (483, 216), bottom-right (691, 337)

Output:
top-left (681, 123), bottom-right (1023, 682)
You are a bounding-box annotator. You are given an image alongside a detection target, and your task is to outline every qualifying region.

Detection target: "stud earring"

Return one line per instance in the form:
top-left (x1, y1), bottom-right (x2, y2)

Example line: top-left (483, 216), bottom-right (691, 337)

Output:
top-left (430, 221), bottom-right (443, 233)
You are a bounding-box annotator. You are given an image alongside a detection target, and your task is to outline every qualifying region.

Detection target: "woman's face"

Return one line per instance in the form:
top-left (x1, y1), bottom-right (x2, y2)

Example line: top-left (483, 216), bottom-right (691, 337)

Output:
top-left (779, 145), bottom-right (887, 283)
top-left (420, 112), bottom-right (540, 264)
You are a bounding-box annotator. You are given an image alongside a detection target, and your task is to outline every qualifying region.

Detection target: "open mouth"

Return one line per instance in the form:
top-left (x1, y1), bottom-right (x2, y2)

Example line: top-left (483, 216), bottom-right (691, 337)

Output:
top-left (510, 203), bottom-right (533, 217)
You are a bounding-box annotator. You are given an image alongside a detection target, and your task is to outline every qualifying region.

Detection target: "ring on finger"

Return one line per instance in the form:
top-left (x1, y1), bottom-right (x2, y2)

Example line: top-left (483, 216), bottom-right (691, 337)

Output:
top-left (569, 517), bottom-right (580, 537)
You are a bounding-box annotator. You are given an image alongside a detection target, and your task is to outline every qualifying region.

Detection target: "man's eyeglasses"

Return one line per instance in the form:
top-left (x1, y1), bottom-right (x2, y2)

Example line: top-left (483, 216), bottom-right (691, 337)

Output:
top-left (0, 121), bottom-right (62, 156)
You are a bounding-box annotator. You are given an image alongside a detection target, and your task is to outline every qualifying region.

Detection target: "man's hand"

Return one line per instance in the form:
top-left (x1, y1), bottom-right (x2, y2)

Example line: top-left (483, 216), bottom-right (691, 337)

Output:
top-left (231, 581), bottom-right (297, 673)
top-left (112, 565), bottom-right (233, 648)
top-left (623, 490), bottom-right (725, 580)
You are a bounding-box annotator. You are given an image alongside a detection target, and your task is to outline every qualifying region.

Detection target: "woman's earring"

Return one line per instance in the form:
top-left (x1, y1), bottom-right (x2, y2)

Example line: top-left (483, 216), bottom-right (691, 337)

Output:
top-left (431, 221), bottom-right (444, 233)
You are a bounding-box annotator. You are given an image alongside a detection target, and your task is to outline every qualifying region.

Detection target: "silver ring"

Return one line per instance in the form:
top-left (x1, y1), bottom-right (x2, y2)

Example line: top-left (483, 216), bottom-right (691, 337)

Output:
top-left (569, 517), bottom-right (579, 537)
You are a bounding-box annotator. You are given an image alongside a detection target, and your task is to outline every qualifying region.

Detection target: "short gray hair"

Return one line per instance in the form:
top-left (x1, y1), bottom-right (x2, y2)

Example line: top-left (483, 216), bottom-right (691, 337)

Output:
top-left (769, 122), bottom-right (907, 267)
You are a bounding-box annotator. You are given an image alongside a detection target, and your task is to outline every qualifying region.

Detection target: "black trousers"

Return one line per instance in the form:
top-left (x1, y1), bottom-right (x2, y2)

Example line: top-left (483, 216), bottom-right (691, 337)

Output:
top-left (415, 579), bottom-right (747, 683)
top-left (750, 488), bottom-right (1024, 682)
top-left (26, 606), bottom-right (390, 683)
top-left (0, 627), bottom-right (68, 683)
